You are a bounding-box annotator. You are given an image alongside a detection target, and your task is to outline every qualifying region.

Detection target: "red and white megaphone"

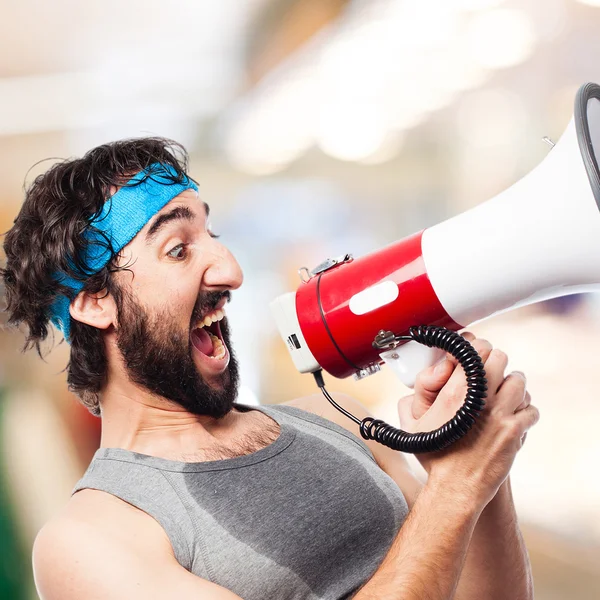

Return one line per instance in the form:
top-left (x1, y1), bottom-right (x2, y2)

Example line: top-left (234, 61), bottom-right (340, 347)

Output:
top-left (270, 82), bottom-right (600, 453)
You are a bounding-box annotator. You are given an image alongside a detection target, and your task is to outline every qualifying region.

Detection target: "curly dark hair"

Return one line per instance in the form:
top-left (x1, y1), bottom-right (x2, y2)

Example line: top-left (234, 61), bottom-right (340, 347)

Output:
top-left (0, 137), bottom-right (194, 416)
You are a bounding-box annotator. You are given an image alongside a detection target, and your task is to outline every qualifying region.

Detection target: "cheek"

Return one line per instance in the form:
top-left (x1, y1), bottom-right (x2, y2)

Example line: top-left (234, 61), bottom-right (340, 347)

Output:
top-left (132, 264), bottom-right (187, 294)
top-left (130, 278), bottom-right (194, 320)
top-left (129, 260), bottom-right (200, 317)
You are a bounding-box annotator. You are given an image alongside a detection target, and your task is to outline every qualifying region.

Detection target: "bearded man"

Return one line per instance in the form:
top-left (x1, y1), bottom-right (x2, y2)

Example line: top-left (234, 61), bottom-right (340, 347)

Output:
top-left (1, 138), bottom-right (539, 599)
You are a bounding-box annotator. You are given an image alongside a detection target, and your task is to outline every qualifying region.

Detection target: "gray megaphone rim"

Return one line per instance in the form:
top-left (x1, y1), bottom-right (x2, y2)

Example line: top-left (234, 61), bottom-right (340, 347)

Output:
top-left (575, 82), bottom-right (600, 210)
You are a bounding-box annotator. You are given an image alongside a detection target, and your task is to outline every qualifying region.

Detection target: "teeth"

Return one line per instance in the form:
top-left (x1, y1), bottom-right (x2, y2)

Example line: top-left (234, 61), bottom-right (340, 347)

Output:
top-left (207, 331), bottom-right (226, 360)
top-left (192, 314), bottom-right (227, 360)
top-left (197, 308), bottom-right (226, 329)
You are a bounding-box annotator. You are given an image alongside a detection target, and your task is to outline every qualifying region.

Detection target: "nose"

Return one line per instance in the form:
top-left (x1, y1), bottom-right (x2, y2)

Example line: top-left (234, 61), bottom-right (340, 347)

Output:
top-left (202, 239), bottom-right (244, 291)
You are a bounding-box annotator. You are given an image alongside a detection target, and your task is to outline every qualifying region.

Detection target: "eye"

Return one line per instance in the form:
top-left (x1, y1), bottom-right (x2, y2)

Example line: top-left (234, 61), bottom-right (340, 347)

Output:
top-left (167, 243), bottom-right (188, 260)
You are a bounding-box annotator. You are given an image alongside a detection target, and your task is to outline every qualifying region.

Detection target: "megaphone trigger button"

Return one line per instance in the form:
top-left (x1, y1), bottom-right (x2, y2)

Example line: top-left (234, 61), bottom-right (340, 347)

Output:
top-left (297, 267), bottom-right (311, 283)
top-left (307, 253), bottom-right (354, 278)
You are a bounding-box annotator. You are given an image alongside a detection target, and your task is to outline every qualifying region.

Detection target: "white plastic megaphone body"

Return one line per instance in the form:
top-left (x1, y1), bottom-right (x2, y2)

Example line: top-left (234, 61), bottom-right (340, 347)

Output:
top-left (270, 82), bottom-right (600, 389)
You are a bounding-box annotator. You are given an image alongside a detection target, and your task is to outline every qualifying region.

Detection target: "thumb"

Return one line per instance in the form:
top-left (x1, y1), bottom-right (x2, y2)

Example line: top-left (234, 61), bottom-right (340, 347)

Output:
top-left (397, 395), bottom-right (418, 430)
top-left (411, 358), bottom-right (455, 419)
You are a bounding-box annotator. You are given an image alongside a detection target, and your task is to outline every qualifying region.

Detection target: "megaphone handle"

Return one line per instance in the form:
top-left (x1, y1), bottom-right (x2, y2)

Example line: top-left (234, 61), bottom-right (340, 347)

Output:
top-left (313, 326), bottom-right (488, 453)
top-left (379, 341), bottom-right (448, 388)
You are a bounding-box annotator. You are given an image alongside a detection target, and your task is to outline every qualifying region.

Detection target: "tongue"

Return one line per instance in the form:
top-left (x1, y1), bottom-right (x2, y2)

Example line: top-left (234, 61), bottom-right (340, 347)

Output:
top-left (192, 328), bottom-right (214, 356)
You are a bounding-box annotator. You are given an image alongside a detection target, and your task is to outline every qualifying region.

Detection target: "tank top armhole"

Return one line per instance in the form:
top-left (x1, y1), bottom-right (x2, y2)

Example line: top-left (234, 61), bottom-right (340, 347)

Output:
top-left (158, 471), bottom-right (216, 582)
top-left (73, 460), bottom-right (194, 571)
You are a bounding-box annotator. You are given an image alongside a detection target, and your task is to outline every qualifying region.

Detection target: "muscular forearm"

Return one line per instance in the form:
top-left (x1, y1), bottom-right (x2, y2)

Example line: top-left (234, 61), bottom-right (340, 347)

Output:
top-left (354, 478), bottom-right (482, 600)
top-left (454, 477), bottom-right (533, 600)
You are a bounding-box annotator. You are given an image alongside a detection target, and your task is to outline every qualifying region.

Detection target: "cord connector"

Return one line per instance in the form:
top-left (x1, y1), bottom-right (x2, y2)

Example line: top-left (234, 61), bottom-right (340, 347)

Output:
top-left (312, 369), bottom-right (325, 388)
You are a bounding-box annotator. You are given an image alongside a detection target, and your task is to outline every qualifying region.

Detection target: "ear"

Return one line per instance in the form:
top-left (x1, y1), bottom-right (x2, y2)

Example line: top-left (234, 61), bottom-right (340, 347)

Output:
top-left (69, 289), bottom-right (116, 331)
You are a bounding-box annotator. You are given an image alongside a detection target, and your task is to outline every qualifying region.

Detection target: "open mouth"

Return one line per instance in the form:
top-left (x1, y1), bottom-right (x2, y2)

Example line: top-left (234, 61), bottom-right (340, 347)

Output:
top-left (190, 313), bottom-right (228, 361)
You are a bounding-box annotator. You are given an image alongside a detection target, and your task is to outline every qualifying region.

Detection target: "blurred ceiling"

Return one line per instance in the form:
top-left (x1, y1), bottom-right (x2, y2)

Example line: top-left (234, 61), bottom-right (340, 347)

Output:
top-left (0, 0), bottom-right (347, 205)
top-left (0, 0), bottom-right (272, 203)
top-left (0, 0), bottom-right (268, 134)
top-left (3, 0), bottom-right (600, 208)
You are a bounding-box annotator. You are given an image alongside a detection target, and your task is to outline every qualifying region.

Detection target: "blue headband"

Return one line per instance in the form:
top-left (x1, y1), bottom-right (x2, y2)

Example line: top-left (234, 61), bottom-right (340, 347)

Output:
top-left (50, 162), bottom-right (199, 342)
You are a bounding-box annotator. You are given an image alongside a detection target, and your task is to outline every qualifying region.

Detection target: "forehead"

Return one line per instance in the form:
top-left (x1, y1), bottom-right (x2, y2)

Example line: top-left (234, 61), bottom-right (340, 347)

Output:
top-left (153, 187), bottom-right (207, 216)
top-left (124, 188), bottom-right (208, 250)
top-left (143, 188), bottom-right (208, 229)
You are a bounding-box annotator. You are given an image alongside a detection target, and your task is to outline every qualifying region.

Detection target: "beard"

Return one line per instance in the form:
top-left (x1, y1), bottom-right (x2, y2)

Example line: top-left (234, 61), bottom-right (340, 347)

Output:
top-left (115, 289), bottom-right (240, 419)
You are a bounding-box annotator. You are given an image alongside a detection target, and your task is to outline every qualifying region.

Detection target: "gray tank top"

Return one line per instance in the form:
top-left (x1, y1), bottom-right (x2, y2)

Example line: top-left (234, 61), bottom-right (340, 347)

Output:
top-left (73, 403), bottom-right (408, 599)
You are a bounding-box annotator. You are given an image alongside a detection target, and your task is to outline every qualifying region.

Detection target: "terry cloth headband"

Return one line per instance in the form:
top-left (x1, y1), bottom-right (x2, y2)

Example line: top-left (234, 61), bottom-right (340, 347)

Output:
top-left (50, 162), bottom-right (199, 342)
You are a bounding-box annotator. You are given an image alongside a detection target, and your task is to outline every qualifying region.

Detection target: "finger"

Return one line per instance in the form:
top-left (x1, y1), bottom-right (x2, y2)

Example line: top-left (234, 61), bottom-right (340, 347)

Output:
top-left (515, 390), bottom-right (531, 413)
top-left (496, 372), bottom-right (528, 414)
top-left (397, 395), bottom-right (417, 428)
top-left (412, 357), bottom-right (456, 419)
top-left (513, 404), bottom-right (540, 435)
top-left (482, 348), bottom-right (510, 395)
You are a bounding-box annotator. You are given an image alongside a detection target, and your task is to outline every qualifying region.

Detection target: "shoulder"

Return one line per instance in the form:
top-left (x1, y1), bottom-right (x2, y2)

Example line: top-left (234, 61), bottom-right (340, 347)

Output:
top-left (32, 489), bottom-right (173, 599)
top-left (282, 392), bottom-right (424, 508)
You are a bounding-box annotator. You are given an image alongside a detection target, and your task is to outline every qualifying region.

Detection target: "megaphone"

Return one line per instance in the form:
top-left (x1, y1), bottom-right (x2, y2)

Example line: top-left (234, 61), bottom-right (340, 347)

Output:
top-left (270, 82), bottom-right (600, 453)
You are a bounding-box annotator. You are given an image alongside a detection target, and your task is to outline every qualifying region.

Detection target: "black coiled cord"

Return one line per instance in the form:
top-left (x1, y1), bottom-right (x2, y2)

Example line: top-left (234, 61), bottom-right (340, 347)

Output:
top-left (313, 325), bottom-right (488, 453)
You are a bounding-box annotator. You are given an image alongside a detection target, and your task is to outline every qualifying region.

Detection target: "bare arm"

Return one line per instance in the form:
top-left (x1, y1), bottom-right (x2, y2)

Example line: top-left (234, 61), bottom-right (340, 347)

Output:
top-left (404, 336), bottom-right (534, 600)
top-left (346, 379), bottom-right (536, 600)
top-left (33, 516), bottom-right (243, 600)
top-left (453, 477), bottom-right (533, 600)
top-left (353, 477), bottom-right (481, 600)
top-left (360, 398), bottom-right (534, 600)
top-left (354, 474), bottom-right (532, 600)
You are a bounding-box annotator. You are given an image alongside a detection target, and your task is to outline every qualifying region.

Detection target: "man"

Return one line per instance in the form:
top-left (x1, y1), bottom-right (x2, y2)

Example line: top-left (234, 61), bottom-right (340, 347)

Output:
top-left (1, 138), bottom-right (539, 599)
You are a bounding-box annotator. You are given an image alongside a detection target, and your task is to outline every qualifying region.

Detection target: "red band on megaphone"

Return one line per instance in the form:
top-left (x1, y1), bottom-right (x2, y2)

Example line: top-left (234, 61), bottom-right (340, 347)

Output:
top-left (296, 229), bottom-right (463, 379)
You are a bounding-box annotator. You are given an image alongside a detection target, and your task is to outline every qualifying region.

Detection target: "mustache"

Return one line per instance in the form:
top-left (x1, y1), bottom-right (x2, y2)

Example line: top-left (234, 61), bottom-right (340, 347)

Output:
top-left (191, 290), bottom-right (231, 322)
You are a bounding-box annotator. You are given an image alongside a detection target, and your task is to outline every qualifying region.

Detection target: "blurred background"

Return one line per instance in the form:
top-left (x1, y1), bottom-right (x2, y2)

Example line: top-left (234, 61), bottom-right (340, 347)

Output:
top-left (0, 0), bottom-right (599, 598)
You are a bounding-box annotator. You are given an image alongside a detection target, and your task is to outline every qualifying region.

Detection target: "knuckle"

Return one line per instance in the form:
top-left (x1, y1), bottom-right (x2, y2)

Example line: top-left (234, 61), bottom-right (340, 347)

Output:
top-left (476, 342), bottom-right (493, 357)
top-left (497, 424), bottom-right (516, 447)
top-left (505, 372), bottom-right (526, 392)
top-left (528, 405), bottom-right (540, 426)
top-left (506, 420), bottom-right (522, 440)
top-left (487, 402), bottom-right (502, 418)
top-left (472, 338), bottom-right (490, 350)
top-left (491, 348), bottom-right (508, 362)
top-left (443, 387), bottom-right (462, 407)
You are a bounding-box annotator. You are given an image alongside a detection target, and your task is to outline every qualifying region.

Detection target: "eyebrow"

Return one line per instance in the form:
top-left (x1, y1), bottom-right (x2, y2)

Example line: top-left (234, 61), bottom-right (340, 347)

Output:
top-left (145, 201), bottom-right (210, 245)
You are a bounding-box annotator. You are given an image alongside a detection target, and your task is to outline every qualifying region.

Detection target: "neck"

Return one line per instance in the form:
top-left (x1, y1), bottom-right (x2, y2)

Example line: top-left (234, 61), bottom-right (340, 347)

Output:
top-left (98, 376), bottom-right (243, 459)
